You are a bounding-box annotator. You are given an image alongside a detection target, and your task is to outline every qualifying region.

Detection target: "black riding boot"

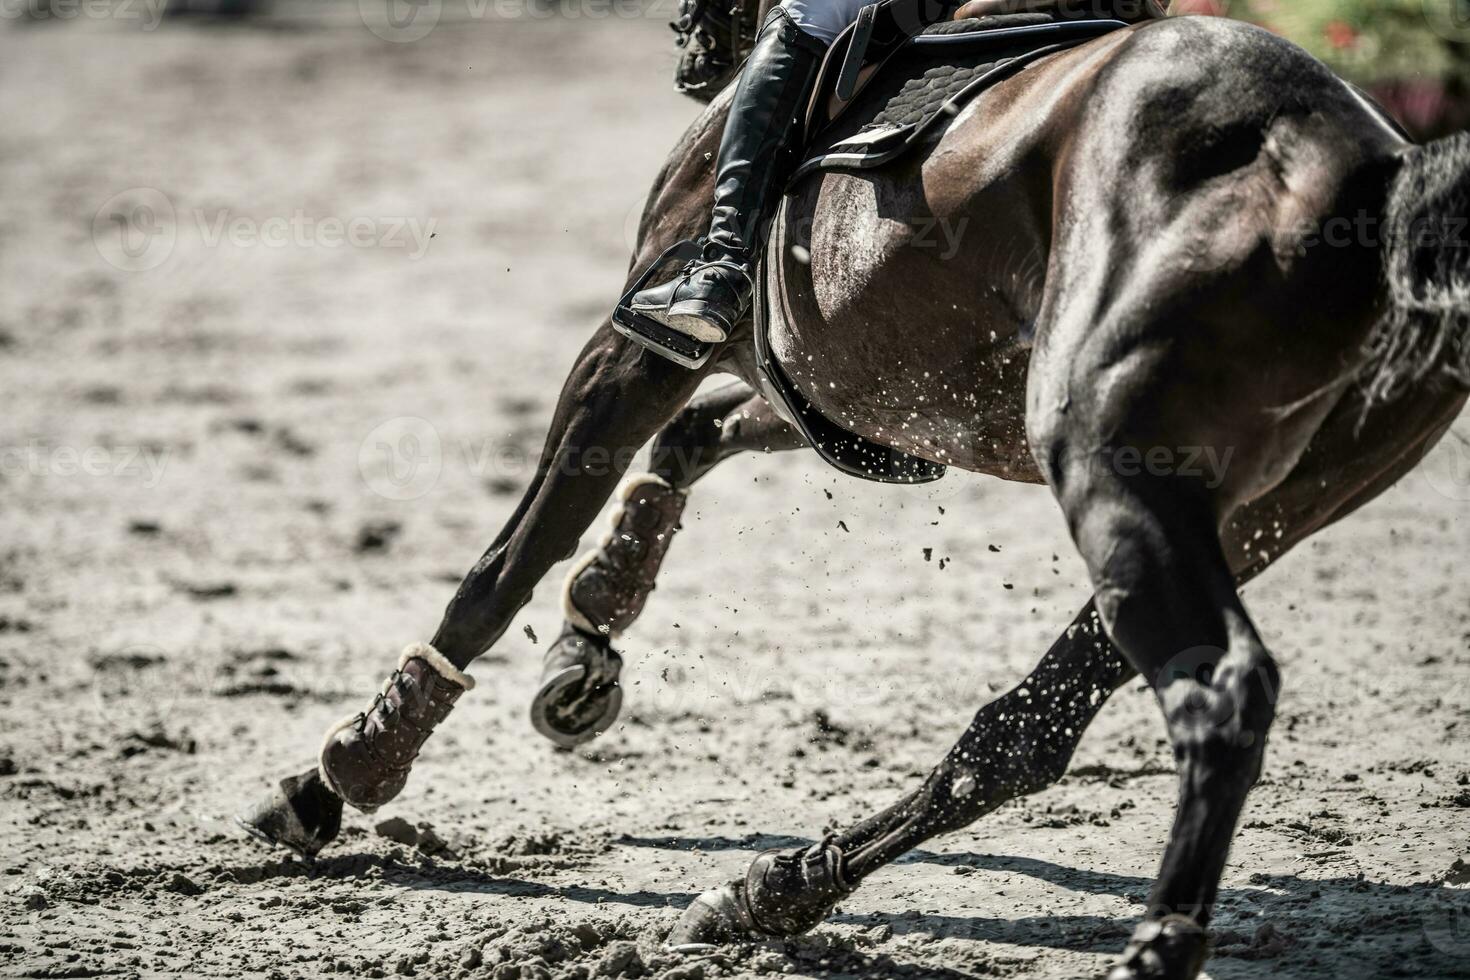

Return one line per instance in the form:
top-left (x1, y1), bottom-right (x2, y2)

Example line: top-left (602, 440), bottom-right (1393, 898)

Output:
top-left (628, 10), bottom-right (826, 342)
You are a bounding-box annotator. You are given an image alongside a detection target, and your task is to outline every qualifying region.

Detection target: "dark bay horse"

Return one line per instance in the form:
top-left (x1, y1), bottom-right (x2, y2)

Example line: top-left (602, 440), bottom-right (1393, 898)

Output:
top-left (248, 9), bottom-right (1470, 978)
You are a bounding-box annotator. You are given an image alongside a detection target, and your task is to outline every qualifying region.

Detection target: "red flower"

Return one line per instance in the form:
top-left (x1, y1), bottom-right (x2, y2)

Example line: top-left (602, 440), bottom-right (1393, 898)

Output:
top-left (1324, 19), bottom-right (1357, 49)
top-left (1174, 0), bottom-right (1226, 14)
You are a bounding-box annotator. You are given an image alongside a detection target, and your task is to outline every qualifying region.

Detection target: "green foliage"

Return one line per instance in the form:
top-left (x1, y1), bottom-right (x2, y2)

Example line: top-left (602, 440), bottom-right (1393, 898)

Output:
top-left (1204, 0), bottom-right (1470, 87)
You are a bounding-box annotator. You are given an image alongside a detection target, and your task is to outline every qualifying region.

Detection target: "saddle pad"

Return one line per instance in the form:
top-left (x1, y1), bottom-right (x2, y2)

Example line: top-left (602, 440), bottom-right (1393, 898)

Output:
top-left (793, 16), bottom-right (1126, 180)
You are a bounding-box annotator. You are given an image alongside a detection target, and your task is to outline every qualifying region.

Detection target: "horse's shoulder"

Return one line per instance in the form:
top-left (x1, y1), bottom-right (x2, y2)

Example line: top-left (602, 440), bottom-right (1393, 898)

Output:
top-left (1101, 15), bottom-right (1346, 108)
top-left (1075, 14), bottom-right (1391, 178)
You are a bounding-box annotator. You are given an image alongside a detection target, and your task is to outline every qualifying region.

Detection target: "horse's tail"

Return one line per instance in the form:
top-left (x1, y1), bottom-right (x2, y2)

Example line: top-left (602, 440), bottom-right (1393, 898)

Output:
top-left (1362, 130), bottom-right (1470, 404)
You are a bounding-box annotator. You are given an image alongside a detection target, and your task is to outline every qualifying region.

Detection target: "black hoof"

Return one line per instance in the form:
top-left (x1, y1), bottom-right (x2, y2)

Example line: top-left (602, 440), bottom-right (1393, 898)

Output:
top-left (666, 883), bottom-right (761, 951)
top-left (667, 839), bottom-right (852, 951)
top-left (1106, 915), bottom-right (1209, 980)
top-left (530, 630), bottom-right (624, 748)
top-left (235, 767), bottom-right (343, 861)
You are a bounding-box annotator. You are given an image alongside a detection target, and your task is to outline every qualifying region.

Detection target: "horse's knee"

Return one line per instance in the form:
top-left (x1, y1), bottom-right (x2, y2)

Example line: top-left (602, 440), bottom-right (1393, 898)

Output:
top-left (1160, 641), bottom-right (1280, 787)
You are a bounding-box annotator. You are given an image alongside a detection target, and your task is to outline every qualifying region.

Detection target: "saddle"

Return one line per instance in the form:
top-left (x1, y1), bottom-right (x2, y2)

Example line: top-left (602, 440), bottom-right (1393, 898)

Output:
top-left (616, 2), bottom-right (1150, 483)
top-left (795, 10), bottom-right (1127, 180)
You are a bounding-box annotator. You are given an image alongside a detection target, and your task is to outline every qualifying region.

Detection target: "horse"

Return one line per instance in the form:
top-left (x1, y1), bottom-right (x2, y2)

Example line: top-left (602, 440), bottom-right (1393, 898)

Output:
top-left (243, 3), bottom-right (1470, 976)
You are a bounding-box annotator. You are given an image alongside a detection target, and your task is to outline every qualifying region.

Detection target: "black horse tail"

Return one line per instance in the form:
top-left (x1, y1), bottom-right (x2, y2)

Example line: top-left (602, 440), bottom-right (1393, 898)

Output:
top-left (1362, 130), bottom-right (1470, 405)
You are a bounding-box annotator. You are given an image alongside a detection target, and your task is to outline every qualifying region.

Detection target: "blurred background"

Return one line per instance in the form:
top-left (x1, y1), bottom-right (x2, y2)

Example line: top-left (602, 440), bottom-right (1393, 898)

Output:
top-left (1175, 0), bottom-right (1470, 138)
top-left (1, 3), bottom-right (1467, 979)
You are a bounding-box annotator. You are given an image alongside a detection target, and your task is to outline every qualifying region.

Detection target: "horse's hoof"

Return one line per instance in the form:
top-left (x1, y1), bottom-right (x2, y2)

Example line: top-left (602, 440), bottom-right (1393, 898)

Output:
top-left (235, 767), bottom-right (343, 861)
top-left (741, 839), bottom-right (852, 936)
top-left (667, 838), bottom-right (852, 952)
top-left (530, 629), bottom-right (624, 748)
top-left (1105, 915), bottom-right (1209, 980)
top-left (666, 883), bottom-right (760, 951)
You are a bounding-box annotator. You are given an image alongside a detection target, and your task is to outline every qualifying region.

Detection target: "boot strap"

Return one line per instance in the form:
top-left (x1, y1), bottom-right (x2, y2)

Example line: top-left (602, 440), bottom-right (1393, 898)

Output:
top-left (685, 258), bottom-right (755, 293)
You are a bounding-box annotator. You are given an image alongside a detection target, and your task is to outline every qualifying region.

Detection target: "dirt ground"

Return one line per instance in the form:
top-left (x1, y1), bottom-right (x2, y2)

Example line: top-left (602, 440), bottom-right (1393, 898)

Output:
top-left (1, 6), bottom-right (1468, 979)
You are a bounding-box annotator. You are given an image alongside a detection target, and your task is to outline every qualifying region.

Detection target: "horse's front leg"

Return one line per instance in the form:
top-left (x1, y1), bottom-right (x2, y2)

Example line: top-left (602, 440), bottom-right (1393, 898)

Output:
top-left (237, 323), bottom-right (711, 857)
top-left (429, 326), bottom-right (711, 664)
top-left (532, 382), bottom-right (804, 746)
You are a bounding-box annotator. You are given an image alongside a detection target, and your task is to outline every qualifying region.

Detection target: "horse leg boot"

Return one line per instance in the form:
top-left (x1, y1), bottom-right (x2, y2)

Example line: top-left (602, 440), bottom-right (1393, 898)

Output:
top-left (535, 384), bottom-right (803, 746)
top-left (234, 642), bottom-right (473, 854)
top-left (530, 477), bottom-right (686, 748)
top-left (317, 642), bottom-right (474, 811)
top-left (238, 322), bottom-right (712, 852)
top-left (627, 8), bottom-right (825, 343)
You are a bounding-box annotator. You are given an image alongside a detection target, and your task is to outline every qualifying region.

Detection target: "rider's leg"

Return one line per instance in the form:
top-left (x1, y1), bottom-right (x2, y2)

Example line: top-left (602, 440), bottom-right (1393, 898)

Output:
top-left (626, 5), bottom-right (832, 342)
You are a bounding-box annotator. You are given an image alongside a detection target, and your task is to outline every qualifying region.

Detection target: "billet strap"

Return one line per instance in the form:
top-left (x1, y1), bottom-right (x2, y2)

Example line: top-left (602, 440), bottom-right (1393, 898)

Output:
top-left (835, 4), bottom-right (880, 101)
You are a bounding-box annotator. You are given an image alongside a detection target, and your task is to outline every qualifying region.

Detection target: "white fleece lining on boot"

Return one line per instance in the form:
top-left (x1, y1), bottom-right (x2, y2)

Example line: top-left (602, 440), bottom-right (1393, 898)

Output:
top-left (398, 641), bottom-right (475, 691)
top-left (316, 641), bottom-right (473, 802)
top-left (561, 548), bottom-right (606, 635)
top-left (559, 474), bottom-right (682, 637)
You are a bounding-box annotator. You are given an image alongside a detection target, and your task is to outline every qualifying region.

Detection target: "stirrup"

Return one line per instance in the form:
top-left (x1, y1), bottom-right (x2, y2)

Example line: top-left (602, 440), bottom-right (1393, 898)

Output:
top-left (612, 240), bottom-right (718, 370)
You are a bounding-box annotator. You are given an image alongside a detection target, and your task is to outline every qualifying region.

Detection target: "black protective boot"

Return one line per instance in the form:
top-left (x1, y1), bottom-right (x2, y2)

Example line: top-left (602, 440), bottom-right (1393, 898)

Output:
top-left (628, 9), bottom-right (826, 343)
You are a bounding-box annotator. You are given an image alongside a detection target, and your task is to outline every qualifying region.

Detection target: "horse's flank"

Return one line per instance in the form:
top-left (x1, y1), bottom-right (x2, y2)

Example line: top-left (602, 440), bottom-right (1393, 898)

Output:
top-left (763, 15), bottom-right (1449, 498)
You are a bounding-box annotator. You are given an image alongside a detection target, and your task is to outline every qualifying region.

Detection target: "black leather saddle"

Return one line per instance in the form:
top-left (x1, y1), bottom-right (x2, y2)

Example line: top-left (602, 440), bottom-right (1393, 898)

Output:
top-left (614, 5), bottom-right (1133, 483)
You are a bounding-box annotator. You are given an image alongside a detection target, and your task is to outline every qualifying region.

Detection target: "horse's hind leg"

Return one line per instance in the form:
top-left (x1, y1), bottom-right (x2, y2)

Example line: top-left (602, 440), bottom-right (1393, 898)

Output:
top-left (1016, 248), bottom-right (1345, 976)
top-left (532, 382), bottom-right (804, 745)
top-left (665, 596), bottom-right (1139, 945)
top-left (1048, 452), bottom-right (1280, 977)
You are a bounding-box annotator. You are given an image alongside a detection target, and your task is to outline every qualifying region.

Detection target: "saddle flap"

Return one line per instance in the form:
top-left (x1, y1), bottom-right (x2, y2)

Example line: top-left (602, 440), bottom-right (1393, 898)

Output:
top-left (800, 0), bottom-right (1165, 149)
top-left (794, 15), bottom-right (1129, 183)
